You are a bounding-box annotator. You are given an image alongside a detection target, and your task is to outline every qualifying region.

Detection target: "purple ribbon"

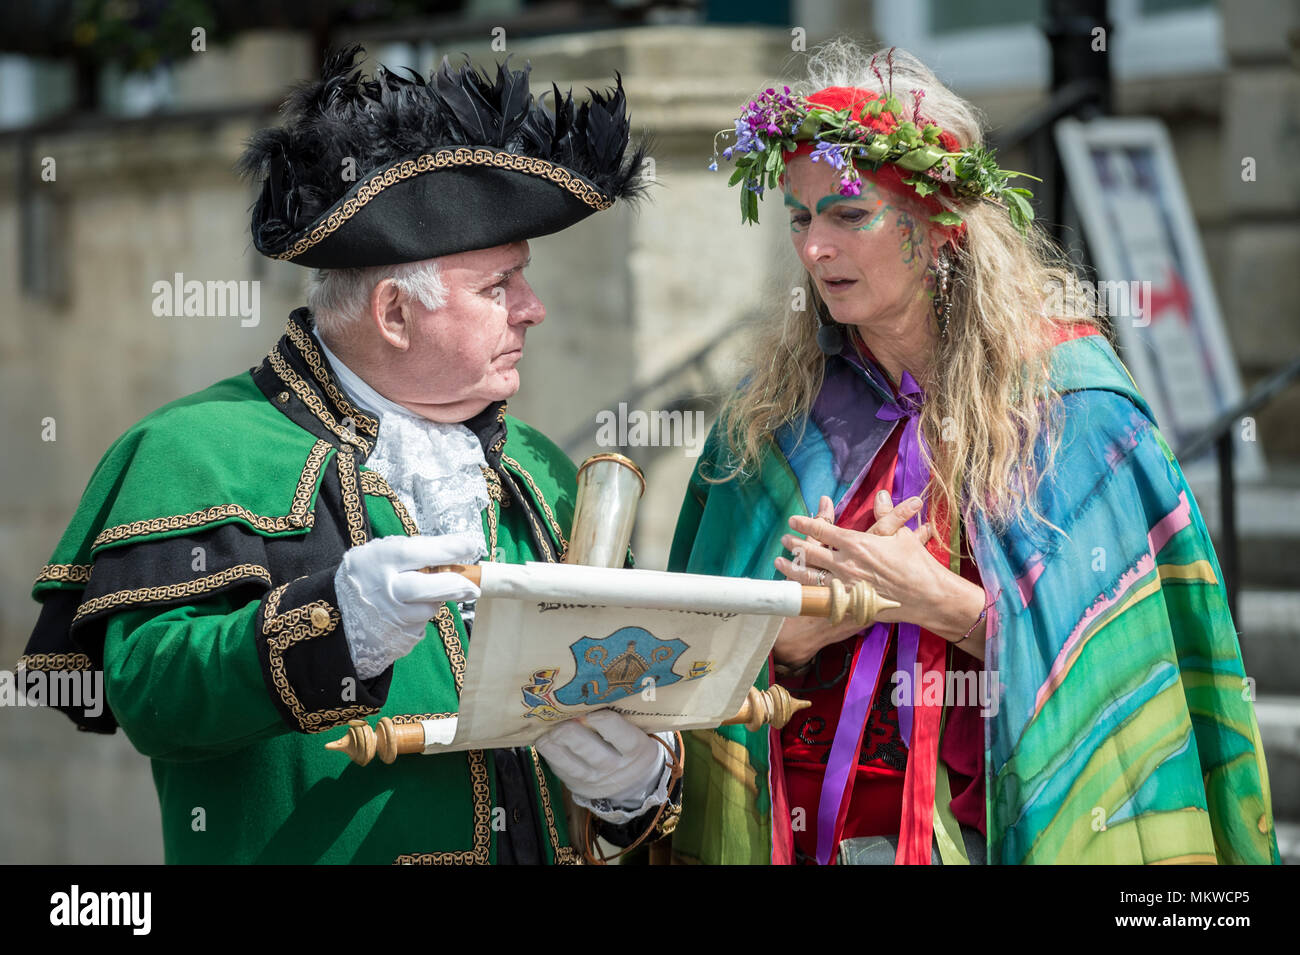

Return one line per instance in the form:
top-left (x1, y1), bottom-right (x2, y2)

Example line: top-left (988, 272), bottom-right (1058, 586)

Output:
top-left (813, 370), bottom-right (929, 865)
top-left (872, 370), bottom-right (929, 746)
top-left (814, 623), bottom-right (889, 865)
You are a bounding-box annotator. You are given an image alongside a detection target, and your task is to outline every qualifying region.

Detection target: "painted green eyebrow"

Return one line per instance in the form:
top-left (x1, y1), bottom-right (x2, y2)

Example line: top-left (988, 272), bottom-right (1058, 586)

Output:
top-left (782, 192), bottom-right (870, 215)
top-left (816, 194), bottom-right (862, 214)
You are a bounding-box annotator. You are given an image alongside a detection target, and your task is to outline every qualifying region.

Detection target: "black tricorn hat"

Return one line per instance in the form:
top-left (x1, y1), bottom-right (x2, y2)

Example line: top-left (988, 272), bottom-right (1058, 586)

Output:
top-left (238, 45), bottom-right (649, 268)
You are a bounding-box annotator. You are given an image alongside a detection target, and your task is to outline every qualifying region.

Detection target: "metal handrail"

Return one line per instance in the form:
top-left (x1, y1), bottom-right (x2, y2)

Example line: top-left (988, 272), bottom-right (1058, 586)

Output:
top-left (1177, 355), bottom-right (1300, 461)
top-left (1175, 353), bottom-right (1300, 634)
top-left (985, 78), bottom-right (1104, 154)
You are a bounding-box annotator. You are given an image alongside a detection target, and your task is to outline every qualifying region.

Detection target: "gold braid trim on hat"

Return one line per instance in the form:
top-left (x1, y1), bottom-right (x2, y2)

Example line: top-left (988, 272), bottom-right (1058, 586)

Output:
top-left (272, 148), bottom-right (613, 263)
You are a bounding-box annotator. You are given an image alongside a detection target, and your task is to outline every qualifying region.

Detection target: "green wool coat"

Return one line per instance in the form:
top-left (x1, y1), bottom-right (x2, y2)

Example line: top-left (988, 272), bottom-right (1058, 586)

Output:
top-left (24, 310), bottom-right (584, 864)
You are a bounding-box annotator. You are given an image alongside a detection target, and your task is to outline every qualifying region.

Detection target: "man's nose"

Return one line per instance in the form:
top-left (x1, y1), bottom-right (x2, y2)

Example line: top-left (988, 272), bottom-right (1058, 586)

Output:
top-left (511, 279), bottom-right (546, 326)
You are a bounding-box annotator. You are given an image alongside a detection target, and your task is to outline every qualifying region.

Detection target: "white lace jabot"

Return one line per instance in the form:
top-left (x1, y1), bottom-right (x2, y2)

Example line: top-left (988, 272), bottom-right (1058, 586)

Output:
top-left (313, 331), bottom-right (491, 561)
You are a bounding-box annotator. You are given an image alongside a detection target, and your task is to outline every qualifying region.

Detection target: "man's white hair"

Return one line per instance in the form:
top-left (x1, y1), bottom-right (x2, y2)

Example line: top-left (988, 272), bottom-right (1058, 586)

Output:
top-left (306, 258), bottom-right (448, 339)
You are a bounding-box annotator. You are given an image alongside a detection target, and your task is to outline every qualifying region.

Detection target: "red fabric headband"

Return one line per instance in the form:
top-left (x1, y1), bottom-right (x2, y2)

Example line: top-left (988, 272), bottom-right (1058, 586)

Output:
top-left (781, 86), bottom-right (966, 245)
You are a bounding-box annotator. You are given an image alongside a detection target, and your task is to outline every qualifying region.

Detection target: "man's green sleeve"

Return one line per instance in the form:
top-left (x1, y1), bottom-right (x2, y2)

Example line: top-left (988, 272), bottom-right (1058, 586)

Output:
top-left (102, 594), bottom-right (288, 761)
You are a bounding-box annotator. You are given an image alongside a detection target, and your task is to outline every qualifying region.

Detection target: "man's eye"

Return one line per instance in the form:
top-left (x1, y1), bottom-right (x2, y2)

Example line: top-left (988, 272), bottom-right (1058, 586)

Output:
top-left (839, 209), bottom-right (866, 223)
top-left (790, 214), bottom-right (810, 229)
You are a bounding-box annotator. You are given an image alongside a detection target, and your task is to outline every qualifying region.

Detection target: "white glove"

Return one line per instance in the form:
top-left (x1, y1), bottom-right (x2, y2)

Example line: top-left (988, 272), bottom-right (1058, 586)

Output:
top-left (535, 709), bottom-right (674, 823)
top-left (335, 533), bottom-right (481, 680)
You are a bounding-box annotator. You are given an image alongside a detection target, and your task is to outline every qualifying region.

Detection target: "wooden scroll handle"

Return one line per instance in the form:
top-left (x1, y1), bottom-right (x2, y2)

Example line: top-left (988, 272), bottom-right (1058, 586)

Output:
top-left (421, 563), bottom-right (481, 584)
top-left (327, 684), bottom-right (813, 766)
top-left (720, 684), bottom-right (812, 733)
top-left (325, 717), bottom-right (425, 767)
top-left (799, 578), bottom-right (898, 627)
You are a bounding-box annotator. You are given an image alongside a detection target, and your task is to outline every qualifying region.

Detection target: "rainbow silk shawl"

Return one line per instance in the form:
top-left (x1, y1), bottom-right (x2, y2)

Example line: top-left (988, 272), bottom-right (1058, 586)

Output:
top-left (666, 332), bottom-right (1279, 865)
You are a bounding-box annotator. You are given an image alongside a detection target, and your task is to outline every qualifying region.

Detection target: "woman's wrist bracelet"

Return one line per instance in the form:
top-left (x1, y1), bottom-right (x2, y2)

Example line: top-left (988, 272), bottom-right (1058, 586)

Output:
top-left (953, 591), bottom-right (995, 646)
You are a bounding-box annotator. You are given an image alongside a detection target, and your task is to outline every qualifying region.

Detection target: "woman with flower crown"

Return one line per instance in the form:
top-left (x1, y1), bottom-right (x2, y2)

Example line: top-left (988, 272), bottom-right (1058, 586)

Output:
top-left (667, 41), bottom-right (1279, 865)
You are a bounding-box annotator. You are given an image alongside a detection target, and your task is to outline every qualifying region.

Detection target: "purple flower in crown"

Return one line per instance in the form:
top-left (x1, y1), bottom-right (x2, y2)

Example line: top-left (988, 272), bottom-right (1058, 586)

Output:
top-left (810, 140), bottom-right (847, 171)
top-left (730, 118), bottom-right (762, 156)
top-left (838, 175), bottom-right (862, 197)
top-left (741, 86), bottom-right (802, 142)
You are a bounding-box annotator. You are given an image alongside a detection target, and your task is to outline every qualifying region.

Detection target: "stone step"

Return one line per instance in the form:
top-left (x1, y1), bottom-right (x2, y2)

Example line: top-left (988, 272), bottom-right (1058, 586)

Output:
top-left (1257, 695), bottom-right (1300, 822)
top-left (1240, 590), bottom-right (1300, 695)
top-left (1276, 820), bottom-right (1299, 865)
top-left (1190, 476), bottom-right (1300, 591)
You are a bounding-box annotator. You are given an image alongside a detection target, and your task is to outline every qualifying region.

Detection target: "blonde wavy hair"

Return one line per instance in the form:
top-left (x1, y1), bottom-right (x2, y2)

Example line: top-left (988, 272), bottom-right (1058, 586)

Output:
top-left (716, 41), bottom-right (1100, 541)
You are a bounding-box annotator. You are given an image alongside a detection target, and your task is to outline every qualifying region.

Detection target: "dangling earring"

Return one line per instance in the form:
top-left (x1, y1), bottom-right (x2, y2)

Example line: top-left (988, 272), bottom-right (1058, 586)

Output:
top-left (932, 247), bottom-right (954, 340)
top-left (812, 290), bottom-right (844, 355)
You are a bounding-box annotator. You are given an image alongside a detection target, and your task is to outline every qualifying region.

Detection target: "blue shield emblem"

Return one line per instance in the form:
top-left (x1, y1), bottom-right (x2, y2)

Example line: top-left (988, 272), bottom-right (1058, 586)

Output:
top-left (554, 627), bottom-right (687, 705)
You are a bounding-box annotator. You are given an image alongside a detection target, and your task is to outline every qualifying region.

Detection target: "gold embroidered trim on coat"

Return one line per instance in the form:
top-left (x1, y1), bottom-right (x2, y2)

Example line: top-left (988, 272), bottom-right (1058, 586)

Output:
top-left (390, 712), bottom-right (456, 725)
top-left (502, 454), bottom-right (569, 557)
top-left (269, 348), bottom-right (372, 455)
top-left (484, 493), bottom-right (500, 561)
top-left (391, 606), bottom-right (489, 863)
top-left (359, 470), bottom-right (419, 536)
top-left (72, 563), bottom-right (273, 625)
top-left (284, 319), bottom-right (379, 440)
top-left (91, 440), bottom-right (331, 550)
top-left (273, 148), bottom-right (612, 263)
top-left (434, 604), bottom-right (467, 695)
top-left (500, 470), bottom-right (555, 563)
top-left (18, 652), bottom-right (94, 671)
top-left (482, 466), bottom-right (505, 504)
top-left (262, 580), bottom-right (378, 732)
top-left (491, 405), bottom-right (507, 455)
top-left (392, 748), bottom-right (492, 864)
top-left (337, 450), bottom-right (367, 547)
top-left (530, 748), bottom-right (582, 864)
top-left (34, 563), bottom-right (92, 586)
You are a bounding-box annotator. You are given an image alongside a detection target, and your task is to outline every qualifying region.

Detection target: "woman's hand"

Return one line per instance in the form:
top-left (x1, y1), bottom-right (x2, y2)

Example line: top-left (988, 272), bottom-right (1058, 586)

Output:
top-left (771, 493), bottom-right (912, 667)
top-left (774, 491), bottom-right (988, 660)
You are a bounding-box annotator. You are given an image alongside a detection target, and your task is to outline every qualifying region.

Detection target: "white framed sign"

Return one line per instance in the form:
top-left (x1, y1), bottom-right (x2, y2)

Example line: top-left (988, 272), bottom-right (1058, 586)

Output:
top-left (1055, 117), bottom-right (1264, 481)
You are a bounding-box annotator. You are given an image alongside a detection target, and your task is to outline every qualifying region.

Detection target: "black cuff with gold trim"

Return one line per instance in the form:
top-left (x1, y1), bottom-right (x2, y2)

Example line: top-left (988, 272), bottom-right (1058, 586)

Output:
top-left (23, 523), bottom-right (284, 734)
top-left (255, 567), bottom-right (391, 733)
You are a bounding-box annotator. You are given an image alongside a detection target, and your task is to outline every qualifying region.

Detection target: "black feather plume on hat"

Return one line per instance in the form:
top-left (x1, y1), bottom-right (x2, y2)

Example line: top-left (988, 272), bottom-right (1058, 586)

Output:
top-left (238, 45), bottom-right (651, 267)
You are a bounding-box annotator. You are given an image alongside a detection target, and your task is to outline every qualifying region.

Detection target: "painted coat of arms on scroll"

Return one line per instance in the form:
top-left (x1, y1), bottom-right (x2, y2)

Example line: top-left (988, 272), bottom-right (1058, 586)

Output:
top-left (453, 597), bottom-right (779, 750)
top-left (523, 628), bottom-right (713, 719)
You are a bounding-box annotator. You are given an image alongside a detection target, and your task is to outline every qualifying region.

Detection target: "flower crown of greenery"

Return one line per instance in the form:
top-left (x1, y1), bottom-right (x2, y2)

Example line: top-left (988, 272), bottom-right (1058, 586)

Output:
top-left (709, 82), bottom-right (1038, 236)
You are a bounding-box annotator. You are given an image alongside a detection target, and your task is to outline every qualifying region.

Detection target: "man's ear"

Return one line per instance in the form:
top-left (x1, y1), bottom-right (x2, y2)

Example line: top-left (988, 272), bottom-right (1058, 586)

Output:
top-left (370, 278), bottom-right (410, 350)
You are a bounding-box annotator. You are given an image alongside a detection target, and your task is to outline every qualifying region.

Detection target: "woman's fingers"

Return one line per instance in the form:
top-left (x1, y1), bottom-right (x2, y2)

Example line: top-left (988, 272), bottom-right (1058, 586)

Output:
top-left (780, 533), bottom-right (837, 574)
top-left (788, 513), bottom-right (853, 548)
top-left (869, 494), bottom-right (924, 536)
top-left (774, 554), bottom-right (833, 584)
top-left (873, 489), bottom-right (894, 523)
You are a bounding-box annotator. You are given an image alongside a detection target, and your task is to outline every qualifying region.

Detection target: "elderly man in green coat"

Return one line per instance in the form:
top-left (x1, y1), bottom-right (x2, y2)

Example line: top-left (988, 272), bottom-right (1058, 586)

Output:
top-left (21, 47), bottom-right (677, 864)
